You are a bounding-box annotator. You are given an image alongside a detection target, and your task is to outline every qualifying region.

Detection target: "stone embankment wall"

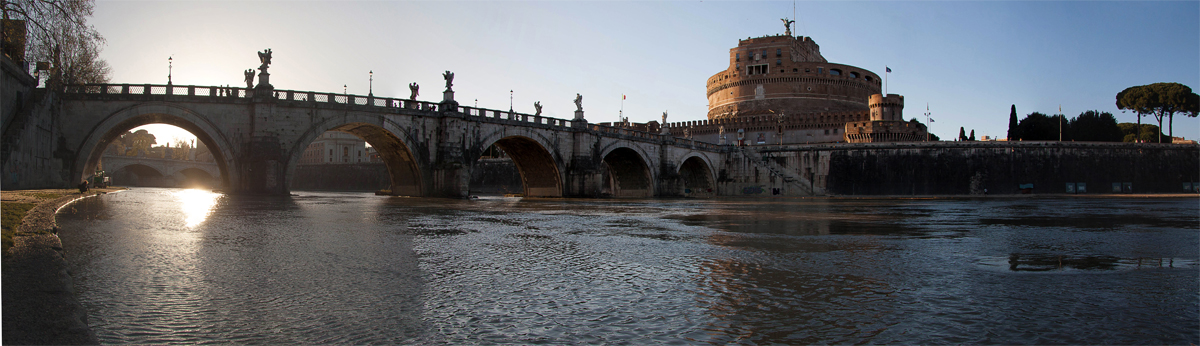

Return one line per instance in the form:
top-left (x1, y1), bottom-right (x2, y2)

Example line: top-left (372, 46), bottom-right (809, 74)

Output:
top-left (2, 56), bottom-right (70, 190)
top-left (719, 142), bottom-right (1200, 196)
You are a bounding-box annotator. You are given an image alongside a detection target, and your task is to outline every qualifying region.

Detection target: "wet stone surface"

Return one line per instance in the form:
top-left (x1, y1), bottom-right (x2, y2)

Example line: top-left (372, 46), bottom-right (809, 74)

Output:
top-left (57, 188), bottom-right (1198, 344)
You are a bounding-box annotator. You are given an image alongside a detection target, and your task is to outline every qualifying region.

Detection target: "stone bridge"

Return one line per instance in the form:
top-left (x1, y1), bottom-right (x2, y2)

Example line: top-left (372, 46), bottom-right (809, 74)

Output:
top-left (100, 154), bottom-right (220, 187)
top-left (60, 83), bottom-right (725, 197)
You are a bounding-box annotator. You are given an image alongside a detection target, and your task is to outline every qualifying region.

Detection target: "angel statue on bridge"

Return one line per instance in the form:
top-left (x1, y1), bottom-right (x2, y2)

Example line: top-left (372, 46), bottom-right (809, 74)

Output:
top-left (534, 101), bottom-right (543, 116)
top-left (661, 111), bottom-right (668, 126)
top-left (243, 69), bottom-right (255, 89)
top-left (409, 83), bottom-right (419, 100)
top-left (574, 94), bottom-right (583, 112)
top-left (443, 71), bottom-right (454, 92)
top-left (258, 48), bottom-right (273, 69)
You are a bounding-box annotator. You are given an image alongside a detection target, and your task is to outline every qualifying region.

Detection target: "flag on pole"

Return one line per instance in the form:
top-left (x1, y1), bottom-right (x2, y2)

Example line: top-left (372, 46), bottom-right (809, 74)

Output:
top-left (930, 118), bottom-right (935, 122)
top-left (623, 94), bottom-right (626, 100)
top-left (886, 66), bottom-right (891, 73)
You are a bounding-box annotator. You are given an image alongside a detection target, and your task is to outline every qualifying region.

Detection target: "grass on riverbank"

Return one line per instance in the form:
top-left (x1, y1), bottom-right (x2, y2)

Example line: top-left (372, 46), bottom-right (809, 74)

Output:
top-left (2, 202), bottom-right (37, 256)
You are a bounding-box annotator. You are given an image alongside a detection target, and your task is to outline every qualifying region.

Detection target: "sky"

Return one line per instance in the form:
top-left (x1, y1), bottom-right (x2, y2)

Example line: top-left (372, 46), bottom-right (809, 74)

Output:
top-left (92, 1), bottom-right (1200, 144)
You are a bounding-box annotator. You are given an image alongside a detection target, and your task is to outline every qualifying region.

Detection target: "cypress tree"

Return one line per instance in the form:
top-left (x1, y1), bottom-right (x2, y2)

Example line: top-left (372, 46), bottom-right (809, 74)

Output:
top-left (969, 129), bottom-right (976, 141)
top-left (959, 127), bottom-right (967, 141)
top-left (1007, 105), bottom-right (1019, 140)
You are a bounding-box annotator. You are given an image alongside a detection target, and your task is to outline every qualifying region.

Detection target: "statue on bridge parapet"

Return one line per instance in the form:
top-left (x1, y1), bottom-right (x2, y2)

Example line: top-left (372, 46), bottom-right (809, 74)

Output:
top-left (244, 69), bottom-right (255, 89)
top-left (661, 111), bottom-right (669, 135)
top-left (409, 82), bottom-right (419, 100)
top-left (255, 48), bottom-right (273, 89)
top-left (258, 48), bottom-right (273, 69)
top-left (534, 101), bottom-right (542, 116)
top-left (573, 94), bottom-right (585, 121)
top-left (441, 71), bottom-right (456, 106)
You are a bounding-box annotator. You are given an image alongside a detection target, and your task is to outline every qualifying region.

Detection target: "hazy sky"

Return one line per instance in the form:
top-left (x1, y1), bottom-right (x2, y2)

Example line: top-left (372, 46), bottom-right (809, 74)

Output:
top-left (97, 1), bottom-right (1199, 144)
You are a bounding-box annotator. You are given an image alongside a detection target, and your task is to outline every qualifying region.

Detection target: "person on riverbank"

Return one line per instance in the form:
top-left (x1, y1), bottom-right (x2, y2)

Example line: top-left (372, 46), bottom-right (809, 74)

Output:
top-left (78, 180), bottom-right (89, 193)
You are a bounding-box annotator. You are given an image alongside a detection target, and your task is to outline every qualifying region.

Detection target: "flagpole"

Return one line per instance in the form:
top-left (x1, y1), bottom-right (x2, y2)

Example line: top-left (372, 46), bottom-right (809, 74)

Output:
top-left (925, 103), bottom-right (931, 141)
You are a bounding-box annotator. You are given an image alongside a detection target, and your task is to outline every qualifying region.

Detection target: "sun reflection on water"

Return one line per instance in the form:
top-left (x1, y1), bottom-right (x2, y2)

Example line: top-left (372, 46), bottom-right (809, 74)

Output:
top-left (173, 189), bottom-right (222, 227)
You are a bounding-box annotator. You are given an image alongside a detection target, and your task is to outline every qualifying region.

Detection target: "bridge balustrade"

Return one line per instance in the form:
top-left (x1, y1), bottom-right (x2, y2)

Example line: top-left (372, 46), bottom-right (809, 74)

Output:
top-left (63, 83), bottom-right (728, 151)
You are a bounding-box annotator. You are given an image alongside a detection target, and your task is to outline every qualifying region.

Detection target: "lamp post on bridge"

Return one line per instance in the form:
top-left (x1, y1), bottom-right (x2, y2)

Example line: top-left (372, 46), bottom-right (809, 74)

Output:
top-left (369, 70), bottom-right (374, 97)
top-left (510, 90), bottom-right (514, 113)
top-left (167, 56), bottom-right (173, 85)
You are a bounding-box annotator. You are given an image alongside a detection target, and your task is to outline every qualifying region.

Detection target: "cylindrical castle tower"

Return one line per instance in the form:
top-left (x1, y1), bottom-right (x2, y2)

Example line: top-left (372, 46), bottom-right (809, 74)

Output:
top-left (869, 94), bottom-right (904, 121)
top-left (705, 35), bottom-right (882, 120)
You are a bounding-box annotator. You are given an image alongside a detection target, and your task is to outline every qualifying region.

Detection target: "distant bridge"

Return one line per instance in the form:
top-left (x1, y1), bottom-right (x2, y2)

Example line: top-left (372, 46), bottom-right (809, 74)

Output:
top-left (100, 154), bottom-right (219, 187)
top-left (61, 83), bottom-right (725, 197)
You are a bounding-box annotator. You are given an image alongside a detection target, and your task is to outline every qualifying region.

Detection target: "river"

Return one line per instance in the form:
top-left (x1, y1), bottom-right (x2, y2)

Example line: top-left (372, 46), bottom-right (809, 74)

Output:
top-left (57, 188), bottom-right (1198, 344)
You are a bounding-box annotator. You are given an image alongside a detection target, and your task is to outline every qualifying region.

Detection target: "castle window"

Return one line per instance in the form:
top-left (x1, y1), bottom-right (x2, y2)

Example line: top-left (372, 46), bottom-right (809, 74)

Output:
top-left (850, 72), bottom-right (860, 79)
top-left (793, 68), bottom-right (798, 72)
top-left (776, 49), bottom-right (782, 57)
top-left (736, 53), bottom-right (740, 62)
top-left (865, 76), bottom-right (873, 82)
top-left (830, 69), bottom-right (842, 76)
top-left (776, 59), bottom-right (782, 66)
top-left (761, 50), bottom-right (767, 59)
top-left (805, 68), bottom-right (811, 73)
top-left (818, 67), bottom-right (824, 74)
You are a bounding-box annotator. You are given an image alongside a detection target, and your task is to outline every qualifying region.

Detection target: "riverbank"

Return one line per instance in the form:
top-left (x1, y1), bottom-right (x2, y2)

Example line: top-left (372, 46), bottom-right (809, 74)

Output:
top-left (2, 187), bottom-right (124, 345)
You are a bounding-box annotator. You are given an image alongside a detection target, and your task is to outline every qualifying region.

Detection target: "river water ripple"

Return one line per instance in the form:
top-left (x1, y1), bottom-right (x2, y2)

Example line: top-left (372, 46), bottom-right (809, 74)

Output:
top-left (57, 188), bottom-right (1198, 344)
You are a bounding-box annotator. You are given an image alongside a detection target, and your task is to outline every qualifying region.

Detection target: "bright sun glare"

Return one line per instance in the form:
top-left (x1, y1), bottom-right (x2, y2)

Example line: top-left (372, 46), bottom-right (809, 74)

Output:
top-left (131, 124), bottom-right (197, 146)
top-left (174, 189), bottom-right (222, 228)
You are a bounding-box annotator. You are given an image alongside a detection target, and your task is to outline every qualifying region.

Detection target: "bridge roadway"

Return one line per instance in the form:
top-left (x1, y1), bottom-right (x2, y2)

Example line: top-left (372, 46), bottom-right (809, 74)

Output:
top-left (61, 84), bottom-right (725, 197)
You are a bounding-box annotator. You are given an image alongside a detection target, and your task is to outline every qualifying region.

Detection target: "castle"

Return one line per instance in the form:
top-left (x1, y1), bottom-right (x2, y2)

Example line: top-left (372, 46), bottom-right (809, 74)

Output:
top-left (659, 22), bottom-right (928, 145)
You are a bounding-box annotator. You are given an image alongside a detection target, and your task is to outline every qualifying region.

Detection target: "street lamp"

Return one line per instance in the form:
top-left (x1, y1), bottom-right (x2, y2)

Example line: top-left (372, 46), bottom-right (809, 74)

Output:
top-left (167, 56), bottom-right (173, 85)
top-left (368, 70), bottom-right (374, 97)
top-left (510, 90), bottom-right (514, 112)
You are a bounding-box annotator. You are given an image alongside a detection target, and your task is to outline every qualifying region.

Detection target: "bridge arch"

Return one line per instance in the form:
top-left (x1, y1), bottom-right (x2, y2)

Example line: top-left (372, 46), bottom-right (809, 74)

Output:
top-left (475, 132), bottom-right (563, 197)
top-left (287, 114), bottom-right (424, 196)
top-left (678, 154), bottom-right (716, 197)
top-left (110, 163), bottom-right (166, 186)
top-left (75, 102), bottom-right (236, 189)
top-left (600, 146), bottom-right (654, 198)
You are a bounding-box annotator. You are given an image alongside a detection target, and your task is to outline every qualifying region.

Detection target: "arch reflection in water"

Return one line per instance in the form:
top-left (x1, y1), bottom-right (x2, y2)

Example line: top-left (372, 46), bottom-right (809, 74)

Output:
top-left (172, 189), bottom-right (222, 227)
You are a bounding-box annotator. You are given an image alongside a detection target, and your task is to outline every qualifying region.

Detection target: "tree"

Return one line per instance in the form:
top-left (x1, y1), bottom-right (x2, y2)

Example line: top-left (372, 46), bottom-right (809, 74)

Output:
top-left (1117, 123), bottom-right (1160, 143)
top-left (1007, 104), bottom-right (1020, 140)
top-left (2, 0), bottom-right (111, 88)
top-left (1069, 110), bottom-right (1123, 142)
top-left (958, 127), bottom-right (966, 141)
top-left (1117, 86), bottom-right (1151, 139)
top-left (968, 129), bottom-right (975, 141)
top-left (1117, 83), bottom-right (1200, 143)
top-left (1016, 112), bottom-right (1062, 141)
